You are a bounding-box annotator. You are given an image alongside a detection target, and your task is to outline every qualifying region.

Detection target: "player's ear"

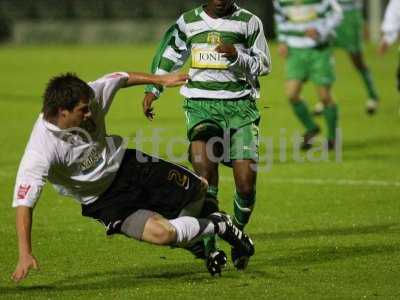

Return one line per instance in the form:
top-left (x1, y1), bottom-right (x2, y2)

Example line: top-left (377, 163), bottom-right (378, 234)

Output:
top-left (58, 108), bottom-right (68, 119)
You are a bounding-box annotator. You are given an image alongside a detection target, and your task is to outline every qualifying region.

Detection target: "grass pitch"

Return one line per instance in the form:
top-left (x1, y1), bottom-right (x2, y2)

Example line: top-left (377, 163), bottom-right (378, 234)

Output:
top-left (0, 44), bottom-right (399, 299)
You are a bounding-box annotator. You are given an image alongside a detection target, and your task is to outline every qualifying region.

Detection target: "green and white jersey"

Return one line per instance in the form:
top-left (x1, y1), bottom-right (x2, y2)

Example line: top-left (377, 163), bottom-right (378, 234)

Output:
top-left (145, 4), bottom-right (271, 100)
top-left (337, 0), bottom-right (362, 12)
top-left (274, 0), bottom-right (343, 48)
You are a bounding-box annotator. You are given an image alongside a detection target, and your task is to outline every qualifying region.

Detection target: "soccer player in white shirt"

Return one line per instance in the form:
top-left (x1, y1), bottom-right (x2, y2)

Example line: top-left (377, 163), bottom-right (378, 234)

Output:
top-left (11, 71), bottom-right (255, 282)
top-left (379, 0), bottom-right (400, 91)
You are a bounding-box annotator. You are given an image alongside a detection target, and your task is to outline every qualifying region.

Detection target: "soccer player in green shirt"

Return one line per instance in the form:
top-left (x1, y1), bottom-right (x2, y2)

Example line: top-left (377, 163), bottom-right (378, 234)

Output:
top-left (274, 0), bottom-right (343, 150)
top-left (142, 0), bottom-right (271, 274)
top-left (315, 0), bottom-right (380, 114)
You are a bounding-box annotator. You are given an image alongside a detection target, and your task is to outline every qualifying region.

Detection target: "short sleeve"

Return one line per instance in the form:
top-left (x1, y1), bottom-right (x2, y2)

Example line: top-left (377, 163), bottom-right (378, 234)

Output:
top-left (88, 72), bottom-right (129, 114)
top-left (12, 150), bottom-right (49, 208)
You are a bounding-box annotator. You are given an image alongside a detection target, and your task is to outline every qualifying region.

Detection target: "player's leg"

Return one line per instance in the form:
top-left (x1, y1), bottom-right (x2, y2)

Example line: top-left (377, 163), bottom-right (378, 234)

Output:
top-left (190, 140), bottom-right (220, 217)
top-left (184, 100), bottom-right (223, 221)
top-left (184, 100), bottom-right (225, 263)
top-left (122, 210), bottom-right (213, 245)
top-left (310, 47), bottom-right (338, 150)
top-left (120, 209), bottom-right (254, 273)
top-left (227, 115), bottom-right (259, 270)
top-left (287, 80), bottom-right (320, 149)
top-left (232, 160), bottom-right (257, 230)
top-left (344, 8), bottom-right (379, 113)
top-left (316, 85), bottom-right (338, 150)
top-left (189, 139), bottom-right (221, 270)
top-left (349, 51), bottom-right (379, 114)
top-left (230, 159), bottom-right (257, 270)
top-left (286, 47), bottom-right (319, 148)
top-left (229, 120), bottom-right (259, 230)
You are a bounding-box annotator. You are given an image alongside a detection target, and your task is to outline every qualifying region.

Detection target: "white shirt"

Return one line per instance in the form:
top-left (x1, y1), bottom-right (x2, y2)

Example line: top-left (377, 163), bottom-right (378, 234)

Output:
top-left (13, 72), bottom-right (129, 208)
top-left (382, 0), bottom-right (400, 45)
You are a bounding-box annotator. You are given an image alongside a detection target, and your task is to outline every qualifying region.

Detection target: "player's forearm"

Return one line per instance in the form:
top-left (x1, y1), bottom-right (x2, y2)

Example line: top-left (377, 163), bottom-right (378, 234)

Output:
top-left (125, 73), bottom-right (166, 87)
top-left (229, 40), bottom-right (271, 77)
top-left (16, 206), bottom-right (33, 256)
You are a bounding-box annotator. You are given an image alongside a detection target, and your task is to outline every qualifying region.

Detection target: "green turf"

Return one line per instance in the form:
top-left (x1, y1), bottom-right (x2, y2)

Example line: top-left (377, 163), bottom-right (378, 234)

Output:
top-left (0, 43), bottom-right (399, 299)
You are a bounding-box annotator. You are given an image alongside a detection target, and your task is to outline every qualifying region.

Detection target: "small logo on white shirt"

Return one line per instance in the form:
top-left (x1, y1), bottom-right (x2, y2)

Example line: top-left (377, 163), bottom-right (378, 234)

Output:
top-left (17, 185), bottom-right (31, 200)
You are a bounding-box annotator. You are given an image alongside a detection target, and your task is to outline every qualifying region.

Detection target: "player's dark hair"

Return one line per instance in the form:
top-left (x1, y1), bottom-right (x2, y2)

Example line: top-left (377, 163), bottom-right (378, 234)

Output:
top-left (42, 73), bottom-right (94, 119)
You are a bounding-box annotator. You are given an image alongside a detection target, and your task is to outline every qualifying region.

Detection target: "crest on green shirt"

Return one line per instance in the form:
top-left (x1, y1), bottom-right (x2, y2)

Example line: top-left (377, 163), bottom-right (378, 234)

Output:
top-left (207, 32), bottom-right (222, 45)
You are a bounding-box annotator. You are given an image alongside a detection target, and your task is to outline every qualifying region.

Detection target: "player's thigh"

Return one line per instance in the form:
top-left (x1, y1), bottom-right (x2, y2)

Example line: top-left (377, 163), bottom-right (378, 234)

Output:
top-left (230, 121), bottom-right (259, 163)
top-left (190, 140), bottom-right (220, 170)
top-left (139, 154), bottom-right (205, 219)
top-left (309, 48), bottom-right (336, 87)
top-left (286, 48), bottom-right (309, 84)
top-left (334, 10), bottom-right (363, 53)
top-left (183, 99), bottom-right (225, 141)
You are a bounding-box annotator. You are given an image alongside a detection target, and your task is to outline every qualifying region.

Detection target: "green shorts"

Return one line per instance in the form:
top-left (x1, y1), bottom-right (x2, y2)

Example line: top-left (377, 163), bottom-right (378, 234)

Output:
top-left (183, 99), bottom-right (260, 161)
top-left (334, 9), bottom-right (363, 53)
top-left (286, 46), bottom-right (335, 86)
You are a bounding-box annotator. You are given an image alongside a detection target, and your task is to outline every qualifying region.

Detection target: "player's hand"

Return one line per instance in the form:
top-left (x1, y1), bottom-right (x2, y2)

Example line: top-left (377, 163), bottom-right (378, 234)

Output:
top-left (158, 73), bottom-right (188, 87)
top-left (143, 92), bottom-right (157, 121)
top-left (379, 40), bottom-right (390, 55)
top-left (305, 28), bottom-right (319, 41)
top-left (215, 43), bottom-right (238, 61)
top-left (278, 43), bottom-right (288, 58)
top-left (12, 253), bottom-right (39, 283)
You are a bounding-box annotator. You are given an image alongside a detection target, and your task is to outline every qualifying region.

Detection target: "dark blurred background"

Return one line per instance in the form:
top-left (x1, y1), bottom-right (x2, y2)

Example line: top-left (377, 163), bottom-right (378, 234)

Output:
top-left (0, 0), bottom-right (390, 44)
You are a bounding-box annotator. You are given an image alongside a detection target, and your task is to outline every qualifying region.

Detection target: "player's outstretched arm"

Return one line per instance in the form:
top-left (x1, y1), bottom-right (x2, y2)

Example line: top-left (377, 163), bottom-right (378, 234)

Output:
top-left (125, 72), bottom-right (188, 88)
top-left (12, 206), bottom-right (39, 282)
top-left (140, 73), bottom-right (188, 121)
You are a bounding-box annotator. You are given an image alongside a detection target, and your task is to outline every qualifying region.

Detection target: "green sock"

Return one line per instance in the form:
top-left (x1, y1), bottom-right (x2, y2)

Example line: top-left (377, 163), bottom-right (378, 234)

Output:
top-left (323, 104), bottom-right (338, 141)
top-left (233, 191), bottom-right (255, 230)
top-left (203, 186), bottom-right (219, 255)
top-left (360, 68), bottom-right (379, 100)
top-left (207, 185), bottom-right (218, 199)
top-left (291, 101), bottom-right (318, 133)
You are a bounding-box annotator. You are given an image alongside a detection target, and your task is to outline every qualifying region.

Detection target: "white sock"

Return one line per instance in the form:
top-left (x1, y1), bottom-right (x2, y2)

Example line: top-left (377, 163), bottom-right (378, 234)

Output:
top-left (169, 217), bottom-right (215, 246)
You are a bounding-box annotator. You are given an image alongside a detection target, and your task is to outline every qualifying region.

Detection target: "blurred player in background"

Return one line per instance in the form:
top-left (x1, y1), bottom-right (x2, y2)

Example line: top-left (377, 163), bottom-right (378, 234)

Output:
top-left (142, 0), bottom-right (271, 273)
top-left (379, 0), bottom-right (400, 92)
top-left (314, 0), bottom-right (380, 115)
top-left (274, 0), bottom-right (342, 150)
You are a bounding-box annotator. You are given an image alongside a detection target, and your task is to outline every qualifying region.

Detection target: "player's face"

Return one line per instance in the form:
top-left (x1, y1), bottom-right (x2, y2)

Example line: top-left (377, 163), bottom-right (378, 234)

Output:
top-left (208, 0), bottom-right (234, 16)
top-left (61, 99), bottom-right (91, 129)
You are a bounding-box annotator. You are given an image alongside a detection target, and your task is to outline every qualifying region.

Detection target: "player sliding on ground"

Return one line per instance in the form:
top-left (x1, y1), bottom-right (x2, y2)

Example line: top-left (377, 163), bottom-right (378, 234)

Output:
top-left (11, 71), bottom-right (255, 282)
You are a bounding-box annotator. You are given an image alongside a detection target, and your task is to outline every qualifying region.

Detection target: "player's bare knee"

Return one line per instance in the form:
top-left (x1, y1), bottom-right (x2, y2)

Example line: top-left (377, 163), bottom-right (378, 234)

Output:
top-left (143, 216), bottom-right (177, 245)
top-left (150, 224), bottom-right (176, 245)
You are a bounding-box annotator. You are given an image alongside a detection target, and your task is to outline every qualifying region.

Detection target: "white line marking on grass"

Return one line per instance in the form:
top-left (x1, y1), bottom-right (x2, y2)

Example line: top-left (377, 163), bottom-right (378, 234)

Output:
top-left (220, 176), bottom-right (400, 188)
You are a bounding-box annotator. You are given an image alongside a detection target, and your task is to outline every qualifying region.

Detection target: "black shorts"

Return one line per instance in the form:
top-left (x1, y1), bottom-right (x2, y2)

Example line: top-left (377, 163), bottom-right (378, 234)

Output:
top-left (81, 149), bottom-right (203, 234)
